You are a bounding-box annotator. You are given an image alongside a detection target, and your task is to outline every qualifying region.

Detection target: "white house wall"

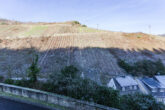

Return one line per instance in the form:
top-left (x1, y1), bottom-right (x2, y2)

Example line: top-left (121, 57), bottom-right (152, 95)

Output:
top-left (107, 79), bottom-right (117, 90)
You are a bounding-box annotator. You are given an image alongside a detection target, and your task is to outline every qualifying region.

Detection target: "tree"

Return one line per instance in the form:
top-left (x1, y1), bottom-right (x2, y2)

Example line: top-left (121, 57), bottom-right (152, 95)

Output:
top-left (48, 66), bottom-right (120, 108)
top-left (118, 59), bottom-right (165, 76)
top-left (118, 59), bottom-right (133, 73)
top-left (61, 65), bottom-right (78, 78)
top-left (27, 54), bottom-right (40, 83)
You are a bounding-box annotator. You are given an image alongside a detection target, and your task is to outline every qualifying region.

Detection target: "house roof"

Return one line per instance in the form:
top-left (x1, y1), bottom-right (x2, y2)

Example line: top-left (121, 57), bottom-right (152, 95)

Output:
top-left (115, 76), bottom-right (138, 87)
top-left (142, 77), bottom-right (165, 89)
top-left (154, 75), bottom-right (165, 86)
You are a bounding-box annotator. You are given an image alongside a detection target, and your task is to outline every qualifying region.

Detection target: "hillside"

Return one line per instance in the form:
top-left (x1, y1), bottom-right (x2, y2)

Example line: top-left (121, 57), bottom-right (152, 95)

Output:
top-left (0, 20), bottom-right (165, 84)
top-left (0, 18), bottom-right (21, 25)
top-left (160, 34), bottom-right (165, 37)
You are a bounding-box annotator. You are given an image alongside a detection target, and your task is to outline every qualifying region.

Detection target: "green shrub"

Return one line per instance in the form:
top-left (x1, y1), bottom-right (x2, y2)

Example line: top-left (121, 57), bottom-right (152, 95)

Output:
top-left (47, 68), bottom-right (120, 108)
top-left (73, 21), bottom-right (80, 24)
top-left (61, 65), bottom-right (78, 78)
top-left (13, 80), bottom-right (22, 86)
top-left (118, 59), bottom-right (165, 76)
top-left (4, 79), bottom-right (14, 84)
top-left (13, 80), bottom-right (31, 87)
top-left (82, 25), bottom-right (87, 27)
top-left (27, 54), bottom-right (40, 83)
top-left (41, 83), bottom-right (55, 92)
top-left (118, 59), bottom-right (133, 73)
top-left (72, 21), bottom-right (81, 26)
top-left (120, 93), bottom-right (165, 110)
top-left (155, 59), bottom-right (165, 75)
top-left (137, 35), bottom-right (142, 38)
top-left (0, 76), bottom-right (4, 82)
top-left (94, 86), bottom-right (120, 108)
top-left (2, 65), bottom-right (164, 109)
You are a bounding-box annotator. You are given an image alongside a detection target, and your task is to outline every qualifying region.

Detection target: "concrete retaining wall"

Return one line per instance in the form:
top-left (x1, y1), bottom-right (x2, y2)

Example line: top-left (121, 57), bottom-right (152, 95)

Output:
top-left (0, 83), bottom-right (118, 110)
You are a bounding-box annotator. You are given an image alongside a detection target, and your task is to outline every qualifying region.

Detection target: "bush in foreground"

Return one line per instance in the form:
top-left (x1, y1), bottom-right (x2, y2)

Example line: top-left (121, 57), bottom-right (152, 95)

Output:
top-left (3, 65), bottom-right (165, 110)
top-left (4, 79), bottom-right (14, 84)
top-left (4, 65), bottom-right (120, 108)
top-left (120, 93), bottom-right (165, 110)
top-left (46, 65), bottom-right (120, 108)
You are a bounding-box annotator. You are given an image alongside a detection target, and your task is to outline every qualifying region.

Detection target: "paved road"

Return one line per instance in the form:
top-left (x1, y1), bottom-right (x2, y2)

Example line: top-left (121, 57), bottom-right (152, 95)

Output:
top-left (0, 97), bottom-right (51, 110)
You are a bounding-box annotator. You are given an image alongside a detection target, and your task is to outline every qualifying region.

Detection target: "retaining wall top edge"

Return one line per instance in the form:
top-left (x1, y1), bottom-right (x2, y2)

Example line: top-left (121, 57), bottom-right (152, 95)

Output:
top-left (0, 83), bottom-right (119, 110)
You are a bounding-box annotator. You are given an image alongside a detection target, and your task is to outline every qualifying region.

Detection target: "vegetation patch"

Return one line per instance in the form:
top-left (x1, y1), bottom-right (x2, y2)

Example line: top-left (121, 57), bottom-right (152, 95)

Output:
top-left (81, 24), bottom-right (87, 27)
top-left (120, 93), bottom-right (165, 110)
top-left (118, 59), bottom-right (165, 76)
top-left (1, 22), bottom-right (8, 25)
top-left (78, 27), bottom-right (102, 33)
top-left (24, 25), bottom-right (48, 36)
top-left (3, 65), bottom-right (120, 108)
top-left (27, 54), bottom-right (40, 83)
top-left (1, 55), bottom-right (165, 109)
top-left (71, 21), bottom-right (81, 25)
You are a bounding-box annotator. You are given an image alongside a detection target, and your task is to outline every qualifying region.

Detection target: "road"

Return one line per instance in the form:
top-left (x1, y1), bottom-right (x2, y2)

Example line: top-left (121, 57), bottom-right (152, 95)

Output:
top-left (0, 97), bottom-right (52, 110)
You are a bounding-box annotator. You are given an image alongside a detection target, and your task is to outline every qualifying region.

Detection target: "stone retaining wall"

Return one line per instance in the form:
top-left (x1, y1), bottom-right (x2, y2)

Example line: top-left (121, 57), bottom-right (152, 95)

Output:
top-left (0, 83), bottom-right (118, 110)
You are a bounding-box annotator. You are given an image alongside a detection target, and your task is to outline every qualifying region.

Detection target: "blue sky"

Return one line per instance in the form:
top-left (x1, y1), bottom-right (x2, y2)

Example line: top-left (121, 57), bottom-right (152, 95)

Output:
top-left (0, 0), bottom-right (165, 34)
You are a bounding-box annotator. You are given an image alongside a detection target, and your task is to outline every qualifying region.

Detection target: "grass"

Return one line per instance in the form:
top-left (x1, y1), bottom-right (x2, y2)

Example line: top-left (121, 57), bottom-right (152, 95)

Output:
top-left (137, 35), bottom-right (142, 38)
top-left (0, 24), bottom-right (105, 39)
top-left (0, 22), bottom-right (8, 25)
top-left (0, 25), bottom-right (13, 32)
top-left (0, 91), bottom-right (71, 110)
top-left (23, 25), bottom-right (48, 36)
top-left (78, 27), bottom-right (103, 33)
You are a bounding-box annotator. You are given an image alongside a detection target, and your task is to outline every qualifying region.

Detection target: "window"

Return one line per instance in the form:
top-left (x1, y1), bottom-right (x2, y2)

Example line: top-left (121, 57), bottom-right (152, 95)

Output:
top-left (122, 87), bottom-right (125, 91)
top-left (152, 88), bottom-right (157, 92)
top-left (134, 85), bottom-right (137, 90)
top-left (160, 88), bottom-right (164, 92)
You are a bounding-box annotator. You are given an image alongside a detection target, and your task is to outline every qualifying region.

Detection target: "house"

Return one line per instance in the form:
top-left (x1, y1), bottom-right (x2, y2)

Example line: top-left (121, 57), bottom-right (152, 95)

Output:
top-left (154, 75), bottom-right (165, 86)
top-left (141, 77), bottom-right (165, 103)
top-left (107, 76), bottom-right (139, 95)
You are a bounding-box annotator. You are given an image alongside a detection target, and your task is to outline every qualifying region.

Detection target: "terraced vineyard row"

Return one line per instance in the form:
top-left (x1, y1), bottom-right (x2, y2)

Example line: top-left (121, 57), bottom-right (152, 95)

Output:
top-left (32, 33), bottom-right (125, 83)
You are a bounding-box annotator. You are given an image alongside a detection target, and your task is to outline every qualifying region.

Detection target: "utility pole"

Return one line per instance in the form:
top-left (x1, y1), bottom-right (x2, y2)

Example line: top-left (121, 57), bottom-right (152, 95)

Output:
top-left (148, 25), bottom-right (151, 34)
top-left (97, 24), bottom-right (99, 30)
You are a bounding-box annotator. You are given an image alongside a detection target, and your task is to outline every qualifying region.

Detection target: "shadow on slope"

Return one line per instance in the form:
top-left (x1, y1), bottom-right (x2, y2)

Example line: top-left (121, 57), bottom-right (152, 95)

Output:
top-left (0, 47), bottom-right (165, 84)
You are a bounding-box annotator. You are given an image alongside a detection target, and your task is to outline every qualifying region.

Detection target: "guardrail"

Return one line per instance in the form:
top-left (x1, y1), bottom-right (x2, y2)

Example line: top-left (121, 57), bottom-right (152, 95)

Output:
top-left (0, 83), bottom-right (119, 110)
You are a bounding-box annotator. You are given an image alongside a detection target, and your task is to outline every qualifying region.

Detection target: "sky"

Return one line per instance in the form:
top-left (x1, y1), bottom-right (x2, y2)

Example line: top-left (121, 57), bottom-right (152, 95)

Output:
top-left (0, 0), bottom-right (165, 35)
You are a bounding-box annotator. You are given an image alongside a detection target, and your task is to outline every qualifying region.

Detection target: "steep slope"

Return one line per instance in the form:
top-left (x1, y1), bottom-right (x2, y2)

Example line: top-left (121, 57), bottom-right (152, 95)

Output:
top-left (160, 34), bottom-right (165, 37)
top-left (0, 22), bottom-right (165, 84)
top-left (0, 18), bottom-right (21, 25)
